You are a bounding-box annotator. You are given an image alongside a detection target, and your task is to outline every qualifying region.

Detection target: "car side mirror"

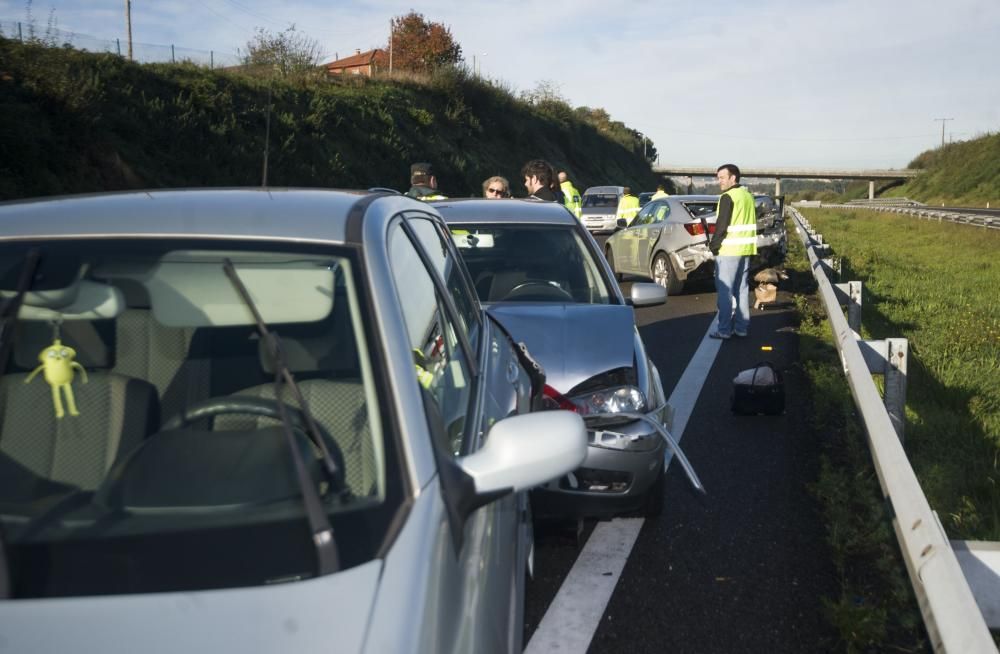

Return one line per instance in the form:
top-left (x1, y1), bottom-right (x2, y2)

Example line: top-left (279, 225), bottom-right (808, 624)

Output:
top-left (459, 411), bottom-right (587, 498)
top-left (616, 218), bottom-right (628, 228)
top-left (629, 282), bottom-right (667, 307)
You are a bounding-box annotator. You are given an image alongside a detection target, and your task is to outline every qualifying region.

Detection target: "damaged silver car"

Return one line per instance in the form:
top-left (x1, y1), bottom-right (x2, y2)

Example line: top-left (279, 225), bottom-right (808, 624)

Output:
top-left (437, 199), bottom-right (703, 518)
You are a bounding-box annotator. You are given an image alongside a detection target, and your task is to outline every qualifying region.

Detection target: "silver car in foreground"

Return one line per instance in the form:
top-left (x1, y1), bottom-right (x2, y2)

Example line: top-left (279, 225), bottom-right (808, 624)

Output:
top-left (605, 194), bottom-right (787, 294)
top-left (0, 189), bottom-right (586, 653)
top-left (437, 199), bottom-right (701, 519)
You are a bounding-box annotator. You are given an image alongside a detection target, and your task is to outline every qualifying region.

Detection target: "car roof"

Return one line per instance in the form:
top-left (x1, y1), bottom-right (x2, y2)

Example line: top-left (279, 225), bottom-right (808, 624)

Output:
top-left (583, 186), bottom-right (623, 194)
top-left (669, 194), bottom-right (720, 202)
top-left (433, 198), bottom-right (579, 226)
top-left (0, 188), bottom-right (402, 243)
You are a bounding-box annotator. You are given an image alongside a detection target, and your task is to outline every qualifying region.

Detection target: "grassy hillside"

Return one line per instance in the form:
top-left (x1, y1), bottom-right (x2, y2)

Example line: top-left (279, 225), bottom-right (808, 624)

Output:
top-left (884, 132), bottom-right (1000, 206)
top-left (0, 37), bottom-right (661, 200)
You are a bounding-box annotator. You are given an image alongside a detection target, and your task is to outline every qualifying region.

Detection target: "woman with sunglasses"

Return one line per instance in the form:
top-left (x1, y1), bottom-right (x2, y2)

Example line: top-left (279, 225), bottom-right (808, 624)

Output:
top-left (482, 176), bottom-right (510, 199)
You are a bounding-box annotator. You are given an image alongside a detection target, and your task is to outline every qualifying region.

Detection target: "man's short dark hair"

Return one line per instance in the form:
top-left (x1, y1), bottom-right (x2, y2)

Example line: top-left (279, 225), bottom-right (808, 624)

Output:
top-left (717, 164), bottom-right (741, 182)
top-left (521, 159), bottom-right (554, 187)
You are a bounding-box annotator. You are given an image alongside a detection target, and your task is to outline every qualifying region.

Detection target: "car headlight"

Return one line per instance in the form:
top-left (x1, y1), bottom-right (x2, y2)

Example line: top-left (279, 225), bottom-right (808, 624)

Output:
top-left (568, 386), bottom-right (646, 416)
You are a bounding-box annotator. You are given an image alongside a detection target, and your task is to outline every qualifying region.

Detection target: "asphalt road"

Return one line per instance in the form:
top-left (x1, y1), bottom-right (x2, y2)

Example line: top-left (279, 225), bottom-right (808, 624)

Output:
top-left (524, 253), bottom-right (839, 653)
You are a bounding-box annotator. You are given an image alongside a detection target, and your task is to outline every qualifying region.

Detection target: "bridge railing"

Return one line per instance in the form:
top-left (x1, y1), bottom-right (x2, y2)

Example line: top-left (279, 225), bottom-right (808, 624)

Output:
top-left (789, 206), bottom-right (997, 653)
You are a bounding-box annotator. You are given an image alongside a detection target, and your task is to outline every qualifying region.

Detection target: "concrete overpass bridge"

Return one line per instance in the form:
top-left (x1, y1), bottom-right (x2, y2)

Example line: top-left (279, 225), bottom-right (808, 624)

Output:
top-left (652, 165), bottom-right (923, 198)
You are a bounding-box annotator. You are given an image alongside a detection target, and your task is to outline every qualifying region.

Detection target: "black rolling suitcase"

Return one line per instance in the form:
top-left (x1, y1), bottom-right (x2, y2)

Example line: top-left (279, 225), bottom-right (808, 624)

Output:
top-left (731, 361), bottom-right (785, 415)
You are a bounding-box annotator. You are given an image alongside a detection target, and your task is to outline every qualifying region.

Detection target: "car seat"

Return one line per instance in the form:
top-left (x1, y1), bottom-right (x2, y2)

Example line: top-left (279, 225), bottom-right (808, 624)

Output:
top-left (0, 320), bottom-right (159, 497)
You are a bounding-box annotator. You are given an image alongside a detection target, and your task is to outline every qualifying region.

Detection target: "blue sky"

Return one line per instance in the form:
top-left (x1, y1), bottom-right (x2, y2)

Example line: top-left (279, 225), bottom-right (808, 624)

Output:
top-left (2, 0), bottom-right (998, 169)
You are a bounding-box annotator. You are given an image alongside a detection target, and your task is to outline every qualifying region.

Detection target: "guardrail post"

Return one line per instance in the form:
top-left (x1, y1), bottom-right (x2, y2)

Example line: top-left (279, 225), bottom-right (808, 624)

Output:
top-left (834, 281), bottom-right (863, 333)
top-left (859, 337), bottom-right (908, 442)
top-left (884, 338), bottom-right (908, 441)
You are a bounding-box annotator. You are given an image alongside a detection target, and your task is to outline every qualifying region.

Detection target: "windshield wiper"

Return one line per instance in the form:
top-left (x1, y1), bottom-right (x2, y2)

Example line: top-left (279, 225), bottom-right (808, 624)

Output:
top-left (223, 259), bottom-right (340, 576)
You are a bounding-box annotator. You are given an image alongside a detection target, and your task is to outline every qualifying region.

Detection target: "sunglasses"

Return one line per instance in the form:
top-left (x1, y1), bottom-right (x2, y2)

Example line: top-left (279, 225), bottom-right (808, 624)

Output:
top-left (487, 187), bottom-right (506, 195)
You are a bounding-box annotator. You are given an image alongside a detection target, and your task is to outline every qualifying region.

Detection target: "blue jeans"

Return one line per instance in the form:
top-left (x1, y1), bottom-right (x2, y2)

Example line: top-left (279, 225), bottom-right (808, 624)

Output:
top-left (714, 255), bottom-right (750, 336)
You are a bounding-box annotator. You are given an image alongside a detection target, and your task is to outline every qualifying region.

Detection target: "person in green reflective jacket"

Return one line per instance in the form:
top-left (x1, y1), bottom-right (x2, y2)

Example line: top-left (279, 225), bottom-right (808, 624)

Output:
top-left (558, 171), bottom-right (582, 219)
top-left (406, 162), bottom-right (447, 200)
top-left (616, 187), bottom-right (640, 225)
top-left (708, 163), bottom-right (757, 340)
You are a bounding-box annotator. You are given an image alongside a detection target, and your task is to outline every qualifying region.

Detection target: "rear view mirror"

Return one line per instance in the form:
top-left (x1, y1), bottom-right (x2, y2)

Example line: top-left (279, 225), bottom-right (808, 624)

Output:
top-left (616, 218), bottom-right (628, 228)
top-left (459, 411), bottom-right (587, 496)
top-left (629, 282), bottom-right (667, 307)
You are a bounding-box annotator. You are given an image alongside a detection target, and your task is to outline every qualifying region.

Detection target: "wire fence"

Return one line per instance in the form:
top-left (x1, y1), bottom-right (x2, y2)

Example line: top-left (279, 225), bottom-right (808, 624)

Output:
top-left (0, 20), bottom-right (241, 68)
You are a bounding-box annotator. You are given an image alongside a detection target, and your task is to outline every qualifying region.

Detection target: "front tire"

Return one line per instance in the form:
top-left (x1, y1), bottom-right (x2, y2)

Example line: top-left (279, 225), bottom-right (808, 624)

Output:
top-left (652, 252), bottom-right (683, 295)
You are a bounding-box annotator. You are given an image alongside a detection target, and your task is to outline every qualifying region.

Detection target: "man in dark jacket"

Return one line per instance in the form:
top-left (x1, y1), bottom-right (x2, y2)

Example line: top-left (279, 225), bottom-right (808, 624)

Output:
top-left (708, 163), bottom-right (757, 339)
top-left (521, 159), bottom-right (556, 201)
top-left (406, 162), bottom-right (447, 200)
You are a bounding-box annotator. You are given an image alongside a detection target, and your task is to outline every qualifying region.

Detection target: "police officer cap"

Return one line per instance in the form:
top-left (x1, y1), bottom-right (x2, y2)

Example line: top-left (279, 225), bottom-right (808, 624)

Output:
top-left (411, 162), bottom-right (434, 177)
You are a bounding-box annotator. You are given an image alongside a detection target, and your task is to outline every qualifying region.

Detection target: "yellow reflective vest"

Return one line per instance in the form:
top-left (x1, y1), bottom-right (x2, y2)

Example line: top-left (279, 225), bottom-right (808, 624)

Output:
top-left (651, 190), bottom-right (669, 200)
top-left (617, 193), bottom-right (640, 225)
top-left (560, 181), bottom-right (582, 219)
top-left (716, 186), bottom-right (758, 256)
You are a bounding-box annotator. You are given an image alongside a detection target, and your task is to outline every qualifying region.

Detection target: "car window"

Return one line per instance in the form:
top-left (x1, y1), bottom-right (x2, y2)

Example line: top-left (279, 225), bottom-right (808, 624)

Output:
top-left (683, 202), bottom-right (717, 218)
top-left (0, 240), bottom-right (394, 598)
top-left (632, 202), bottom-right (656, 226)
top-left (450, 224), bottom-right (613, 304)
top-left (389, 221), bottom-right (473, 457)
top-left (406, 214), bottom-right (480, 351)
top-left (654, 203), bottom-right (671, 222)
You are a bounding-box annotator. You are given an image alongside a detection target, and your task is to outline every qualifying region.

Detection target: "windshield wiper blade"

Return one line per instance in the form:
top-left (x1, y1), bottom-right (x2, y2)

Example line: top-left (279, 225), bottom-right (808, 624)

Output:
top-left (223, 259), bottom-right (340, 576)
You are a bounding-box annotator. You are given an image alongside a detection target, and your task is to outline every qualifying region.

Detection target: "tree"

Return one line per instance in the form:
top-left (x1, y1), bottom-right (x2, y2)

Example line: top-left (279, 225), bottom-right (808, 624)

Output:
top-left (387, 12), bottom-right (462, 73)
top-left (241, 25), bottom-right (324, 79)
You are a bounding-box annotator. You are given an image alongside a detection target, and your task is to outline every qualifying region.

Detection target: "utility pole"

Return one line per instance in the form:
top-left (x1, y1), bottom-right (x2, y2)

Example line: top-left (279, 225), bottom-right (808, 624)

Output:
top-left (125, 0), bottom-right (133, 61)
top-left (933, 117), bottom-right (953, 148)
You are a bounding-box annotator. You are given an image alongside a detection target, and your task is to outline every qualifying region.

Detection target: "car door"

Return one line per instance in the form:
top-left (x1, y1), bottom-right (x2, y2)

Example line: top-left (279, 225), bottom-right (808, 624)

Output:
top-left (636, 200), bottom-right (672, 272)
top-left (618, 201), bottom-right (655, 272)
top-left (388, 212), bottom-right (534, 654)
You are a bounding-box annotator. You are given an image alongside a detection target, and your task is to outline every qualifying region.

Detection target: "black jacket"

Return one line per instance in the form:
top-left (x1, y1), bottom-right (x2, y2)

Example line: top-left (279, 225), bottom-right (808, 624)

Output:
top-left (709, 186), bottom-right (738, 255)
top-left (529, 187), bottom-right (556, 201)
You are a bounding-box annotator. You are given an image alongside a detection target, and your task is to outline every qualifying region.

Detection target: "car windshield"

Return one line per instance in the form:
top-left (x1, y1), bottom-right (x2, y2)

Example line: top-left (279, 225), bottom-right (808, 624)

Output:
top-left (582, 194), bottom-right (619, 208)
top-left (0, 239), bottom-right (395, 598)
top-left (450, 224), bottom-right (613, 304)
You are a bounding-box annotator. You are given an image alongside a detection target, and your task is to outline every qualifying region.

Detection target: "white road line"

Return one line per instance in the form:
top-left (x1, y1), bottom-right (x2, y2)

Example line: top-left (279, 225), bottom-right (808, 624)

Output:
top-left (663, 314), bottom-right (722, 468)
top-left (524, 314), bottom-right (722, 654)
top-left (523, 518), bottom-right (644, 654)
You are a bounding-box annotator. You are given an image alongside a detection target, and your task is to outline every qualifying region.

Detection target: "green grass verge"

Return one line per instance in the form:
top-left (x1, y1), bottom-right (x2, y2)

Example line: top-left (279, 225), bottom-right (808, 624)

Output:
top-left (799, 208), bottom-right (1000, 540)
top-left (785, 229), bottom-right (927, 651)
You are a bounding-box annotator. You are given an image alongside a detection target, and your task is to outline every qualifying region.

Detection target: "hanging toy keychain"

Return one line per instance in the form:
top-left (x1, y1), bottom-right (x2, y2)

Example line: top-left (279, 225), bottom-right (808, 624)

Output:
top-left (24, 321), bottom-right (88, 419)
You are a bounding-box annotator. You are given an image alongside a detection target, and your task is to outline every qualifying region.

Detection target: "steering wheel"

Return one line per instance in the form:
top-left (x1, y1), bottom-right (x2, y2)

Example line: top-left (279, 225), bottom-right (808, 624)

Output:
top-left (502, 280), bottom-right (575, 302)
top-left (162, 396), bottom-right (347, 492)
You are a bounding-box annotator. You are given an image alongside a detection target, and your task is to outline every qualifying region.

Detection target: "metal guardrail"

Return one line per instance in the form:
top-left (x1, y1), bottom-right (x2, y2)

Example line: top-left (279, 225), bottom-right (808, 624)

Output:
top-left (789, 206), bottom-right (998, 653)
top-left (845, 197), bottom-right (925, 207)
top-left (822, 203), bottom-right (999, 230)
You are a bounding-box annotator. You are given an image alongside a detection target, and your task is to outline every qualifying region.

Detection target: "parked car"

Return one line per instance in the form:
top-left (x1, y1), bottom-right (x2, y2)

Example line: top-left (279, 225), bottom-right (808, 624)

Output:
top-left (436, 198), bottom-right (697, 519)
top-left (604, 194), bottom-right (786, 294)
top-left (0, 188), bottom-right (587, 654)
top-left (580, 185), bottom-right (624, 234)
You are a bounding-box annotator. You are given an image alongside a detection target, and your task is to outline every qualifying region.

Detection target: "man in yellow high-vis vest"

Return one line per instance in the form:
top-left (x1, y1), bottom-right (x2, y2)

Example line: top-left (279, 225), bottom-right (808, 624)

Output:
top-left (616, 187), bottom-right (641, 225)
top-left (708, 163), bottom-right (757, 339)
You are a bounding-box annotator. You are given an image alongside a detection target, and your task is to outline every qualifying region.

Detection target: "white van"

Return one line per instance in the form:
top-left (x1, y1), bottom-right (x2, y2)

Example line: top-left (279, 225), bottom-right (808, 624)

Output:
top-left (580, 185), bottom-right (624, 234)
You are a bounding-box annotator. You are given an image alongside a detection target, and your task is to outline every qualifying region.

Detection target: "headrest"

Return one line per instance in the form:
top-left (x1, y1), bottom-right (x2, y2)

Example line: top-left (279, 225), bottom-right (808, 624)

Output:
top-left (258, 326), bottom-right (337, 374)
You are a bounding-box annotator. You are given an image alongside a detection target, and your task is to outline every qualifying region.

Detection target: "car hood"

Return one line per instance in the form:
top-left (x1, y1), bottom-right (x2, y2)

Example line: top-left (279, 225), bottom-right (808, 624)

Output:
top-left (487, 303), bottom-right (636, 393)
top-left (0, 560), bottom-right (383, 654)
